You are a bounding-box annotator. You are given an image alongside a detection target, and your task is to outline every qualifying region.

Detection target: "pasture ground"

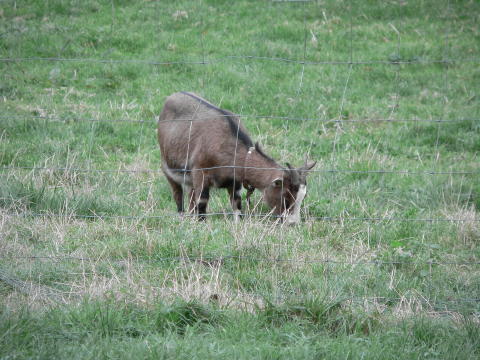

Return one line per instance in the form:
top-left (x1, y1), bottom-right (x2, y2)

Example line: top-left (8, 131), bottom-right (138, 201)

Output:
top-left (1, 0), bottom-right (479, 358)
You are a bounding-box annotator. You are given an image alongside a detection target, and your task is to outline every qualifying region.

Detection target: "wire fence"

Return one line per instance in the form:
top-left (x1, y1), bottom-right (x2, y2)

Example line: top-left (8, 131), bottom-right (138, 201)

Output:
top-left (3, 254), bottom-right (480, 267)
top-left (2, 210), bottom-right (479, 223)
top-left (1, 114), bottom-right (479, 124)
top-left (1, 0), bottom-right (479, 312)
top-left (2, 164), bottom-right (479, 176)
top-left (2, 55), bottom-right (480, 66)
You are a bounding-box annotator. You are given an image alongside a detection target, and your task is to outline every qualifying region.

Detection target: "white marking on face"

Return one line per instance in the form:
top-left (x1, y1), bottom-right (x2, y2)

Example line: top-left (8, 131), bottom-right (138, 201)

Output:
top-left (286, 184), bottom-right (306, 225)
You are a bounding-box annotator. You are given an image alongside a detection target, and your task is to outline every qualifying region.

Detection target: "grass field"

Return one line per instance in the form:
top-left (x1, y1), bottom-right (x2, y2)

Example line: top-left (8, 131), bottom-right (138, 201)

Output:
top-left (1, 0), bottom-right (479, 358)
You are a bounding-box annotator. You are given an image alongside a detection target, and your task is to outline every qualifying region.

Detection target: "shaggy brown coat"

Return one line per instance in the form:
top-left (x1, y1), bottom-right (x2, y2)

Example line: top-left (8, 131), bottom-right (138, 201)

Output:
top-left (157, 92), bottom-right (315, 222)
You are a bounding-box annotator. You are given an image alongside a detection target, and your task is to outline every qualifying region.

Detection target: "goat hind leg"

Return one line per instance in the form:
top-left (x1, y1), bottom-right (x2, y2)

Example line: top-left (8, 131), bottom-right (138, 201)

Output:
top-left (228, 184), bottom-right (242, 223)
top-left (165, 174), bottom-right (184, 213)
top-left (192, 172), bottom-right (210, 221)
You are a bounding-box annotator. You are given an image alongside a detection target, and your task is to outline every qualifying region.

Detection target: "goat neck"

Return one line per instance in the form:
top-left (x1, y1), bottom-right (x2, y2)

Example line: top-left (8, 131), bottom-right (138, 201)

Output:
top-left (242, 147), bottom-right (283, 190)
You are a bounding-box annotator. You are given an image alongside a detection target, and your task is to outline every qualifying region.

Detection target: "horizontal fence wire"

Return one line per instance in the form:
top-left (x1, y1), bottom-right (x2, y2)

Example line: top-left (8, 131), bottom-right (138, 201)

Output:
top-left (1, 165), bottom-right (479, 176)
top-left (1, 56), bottom-right (480, 66)
top-left (4, 255), bottom-right (480, 266)
top-left (272, 0), bottom-right (313, 3)
top-left (1, 114), bottom-right (479, 124)
top-left (3, 211), bottom-right (479, 223)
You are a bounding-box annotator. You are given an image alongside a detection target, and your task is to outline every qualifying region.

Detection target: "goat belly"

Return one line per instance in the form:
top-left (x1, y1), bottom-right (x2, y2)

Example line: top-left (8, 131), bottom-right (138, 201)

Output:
top-left (214, 177), bottom-right (237, 189)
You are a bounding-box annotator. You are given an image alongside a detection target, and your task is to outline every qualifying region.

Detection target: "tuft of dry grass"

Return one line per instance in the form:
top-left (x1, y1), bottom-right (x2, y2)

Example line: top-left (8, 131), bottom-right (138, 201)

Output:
top-left (445, 205), bottom-right (479, 248)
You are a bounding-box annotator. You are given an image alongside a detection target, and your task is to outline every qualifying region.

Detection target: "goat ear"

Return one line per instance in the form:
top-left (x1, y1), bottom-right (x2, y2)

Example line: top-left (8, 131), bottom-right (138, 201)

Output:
top-left (298, 160), bottom-right (316, 183)
top-left (271, 178), bottom-right (283, 187)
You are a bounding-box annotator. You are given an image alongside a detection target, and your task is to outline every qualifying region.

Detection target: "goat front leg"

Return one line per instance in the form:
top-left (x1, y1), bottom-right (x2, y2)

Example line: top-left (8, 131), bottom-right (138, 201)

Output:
top-left (228, 183), bottom-right (242, 223)
top-left (245, 185), bottom-right (255, 209)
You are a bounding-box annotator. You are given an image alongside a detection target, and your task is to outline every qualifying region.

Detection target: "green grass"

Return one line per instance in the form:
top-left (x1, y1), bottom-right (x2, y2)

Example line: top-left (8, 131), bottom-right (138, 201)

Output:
top-left (1, 299), bottom-right (479, 359)
top-left (1, 0), bottom-right (479, 358)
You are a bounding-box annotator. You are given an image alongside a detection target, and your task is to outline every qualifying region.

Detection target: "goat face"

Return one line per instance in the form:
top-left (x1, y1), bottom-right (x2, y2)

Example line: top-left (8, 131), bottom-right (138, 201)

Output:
top-left (263, 176), bottom-right (297, 216)
top-left (263, 160), bottom-right (316, 223)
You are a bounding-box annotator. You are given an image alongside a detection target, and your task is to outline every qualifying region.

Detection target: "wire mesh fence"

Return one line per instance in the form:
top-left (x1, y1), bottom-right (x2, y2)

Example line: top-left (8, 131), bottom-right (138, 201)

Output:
top-left (0, 0), bottom-right (479, 313)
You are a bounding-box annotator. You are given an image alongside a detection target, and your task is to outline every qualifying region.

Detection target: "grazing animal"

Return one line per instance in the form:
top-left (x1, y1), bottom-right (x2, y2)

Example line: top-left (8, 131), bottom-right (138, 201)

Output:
top-left (157, 92), bottom-right (316, 223)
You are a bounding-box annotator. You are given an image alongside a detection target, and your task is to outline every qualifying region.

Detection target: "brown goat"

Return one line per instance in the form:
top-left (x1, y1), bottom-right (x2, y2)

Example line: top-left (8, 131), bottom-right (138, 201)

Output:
top-left (157, 92), bottom-right (316, 223)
